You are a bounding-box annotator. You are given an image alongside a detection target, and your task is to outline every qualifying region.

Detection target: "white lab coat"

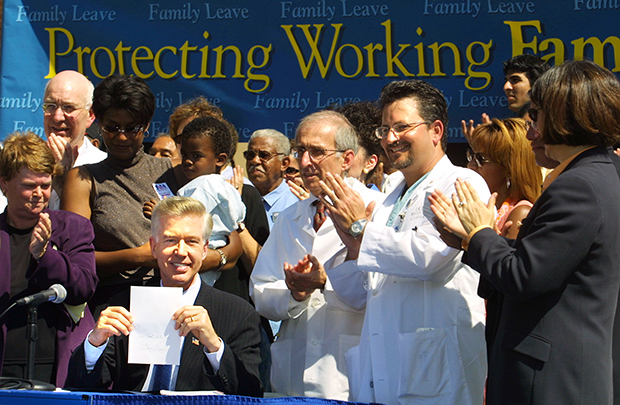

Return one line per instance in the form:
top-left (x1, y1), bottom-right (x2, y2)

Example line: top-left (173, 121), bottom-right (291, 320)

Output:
top-left (250, 178), bottom-right (384, 400)
top-left (330, 156), bottom-right (489, 405)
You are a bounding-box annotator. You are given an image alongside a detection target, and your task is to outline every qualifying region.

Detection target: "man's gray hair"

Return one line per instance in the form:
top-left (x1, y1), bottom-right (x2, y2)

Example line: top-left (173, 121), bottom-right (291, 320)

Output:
top-left (151, 197), bottom-right (213, 242)
top-left (250, 129), bottom-right (291, 155)
top-left (295, 110), bottom-right (358, 153)
top-left (83, 79), bottom-right (95, 109)
top-left (43, 71), bottom-right (95, 110)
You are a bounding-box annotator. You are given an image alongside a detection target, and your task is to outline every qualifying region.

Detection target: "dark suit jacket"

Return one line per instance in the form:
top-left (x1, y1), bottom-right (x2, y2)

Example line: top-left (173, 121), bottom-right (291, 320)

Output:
top-left (66, 280), bottom-right (263, 396)
top-left (0, 209), bottom-right (98, 387)
top-left (214, 184), bottom-right (269, 303)
top-left (608, 148), bottom-right (620, 405)
top-left (468, 147), bottom-right (620, 404)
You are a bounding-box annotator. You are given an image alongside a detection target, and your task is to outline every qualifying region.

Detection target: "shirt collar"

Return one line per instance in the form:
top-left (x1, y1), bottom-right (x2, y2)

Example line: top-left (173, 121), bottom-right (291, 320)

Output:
top-left (262, 178), bottom-right (288, 207)
top-left (159, 274), bottom-right (201, 307)
top-left (542, 146), bottom-right (596, 191)
top-left (77, 137), bottom-right (89, 157)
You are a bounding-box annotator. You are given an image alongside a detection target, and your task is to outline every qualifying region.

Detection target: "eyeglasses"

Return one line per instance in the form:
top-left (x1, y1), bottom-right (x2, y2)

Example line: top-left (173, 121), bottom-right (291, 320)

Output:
top-left (284, 167), bottom-right (300, 176)
top-left (526, 107), bottom-right (540, 131)
top-left (525, 120), bottom-right (538, 132)
top-left (243, 149), bottom-right (285, 162)
top-left (42, 103), bottom-right (84, 116)
top-left (98, 124), bottom-right (145, 138)
top-left (466, 149), bottom-right (491, 168)
top-left (291, 147), bottom-right (346, 162)
top-left (527, 107), bottom-right (539, 122)
top-left (374, 122), bottom-right (429, 139)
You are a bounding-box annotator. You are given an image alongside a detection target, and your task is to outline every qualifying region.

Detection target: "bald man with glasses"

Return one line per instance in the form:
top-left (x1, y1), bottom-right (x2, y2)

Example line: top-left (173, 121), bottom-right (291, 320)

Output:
top-left (43, 70), bottom-right (107, 209)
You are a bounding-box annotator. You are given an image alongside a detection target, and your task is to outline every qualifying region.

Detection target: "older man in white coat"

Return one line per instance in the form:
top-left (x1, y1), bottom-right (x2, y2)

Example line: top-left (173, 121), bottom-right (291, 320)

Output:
top-left (322, 80), bottom-right (489, 405)
top-left (250, 111), bottom-right (384, 399)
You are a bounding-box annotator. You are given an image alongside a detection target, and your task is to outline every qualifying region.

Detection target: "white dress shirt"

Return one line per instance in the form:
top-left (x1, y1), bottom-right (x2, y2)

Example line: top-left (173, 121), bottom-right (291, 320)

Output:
top-left (83, 275), bottom-right (225, 391)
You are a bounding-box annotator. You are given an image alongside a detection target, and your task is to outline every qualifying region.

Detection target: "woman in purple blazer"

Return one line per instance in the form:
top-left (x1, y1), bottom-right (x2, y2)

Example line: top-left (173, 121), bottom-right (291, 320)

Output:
top-left (0, 132), bottom-right (98, 387)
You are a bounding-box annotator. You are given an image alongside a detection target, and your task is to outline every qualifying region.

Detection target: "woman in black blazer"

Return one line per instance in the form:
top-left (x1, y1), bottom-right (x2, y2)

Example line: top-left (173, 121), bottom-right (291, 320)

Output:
top-left (431, 60), bottom-right (620, 404)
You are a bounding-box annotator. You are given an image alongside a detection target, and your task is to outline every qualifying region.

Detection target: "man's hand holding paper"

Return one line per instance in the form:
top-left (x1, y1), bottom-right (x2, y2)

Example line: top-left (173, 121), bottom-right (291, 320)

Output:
top-left (173, 305), bottom-right (221, 353)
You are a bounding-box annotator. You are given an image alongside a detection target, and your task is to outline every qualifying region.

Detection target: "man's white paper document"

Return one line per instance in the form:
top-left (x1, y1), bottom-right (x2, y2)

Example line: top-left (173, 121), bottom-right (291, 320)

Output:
top-left (128, 286), bottom-right (183, 365)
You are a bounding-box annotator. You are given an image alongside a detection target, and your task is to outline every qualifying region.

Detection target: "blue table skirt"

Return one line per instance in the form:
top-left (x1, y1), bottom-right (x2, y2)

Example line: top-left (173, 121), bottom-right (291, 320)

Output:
top-left (0, 390), bottom-right (383, 405)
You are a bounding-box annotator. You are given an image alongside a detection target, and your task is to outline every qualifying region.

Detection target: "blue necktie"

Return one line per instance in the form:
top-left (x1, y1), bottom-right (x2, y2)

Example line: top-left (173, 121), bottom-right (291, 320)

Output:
top-left (151, 364), bottom-right (173, 391)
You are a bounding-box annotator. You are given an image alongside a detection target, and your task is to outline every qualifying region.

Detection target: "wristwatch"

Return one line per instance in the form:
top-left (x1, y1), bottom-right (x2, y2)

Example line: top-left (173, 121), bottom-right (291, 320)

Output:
top-left (215, 248), bottom-right (227, 271)
top-left (349, 219), bottom-right (368, 238)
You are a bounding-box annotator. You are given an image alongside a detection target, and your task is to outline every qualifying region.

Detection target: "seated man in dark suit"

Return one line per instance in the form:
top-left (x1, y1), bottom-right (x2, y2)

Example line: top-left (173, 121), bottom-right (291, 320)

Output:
top-left (66, 197), bottom-right (262, 396)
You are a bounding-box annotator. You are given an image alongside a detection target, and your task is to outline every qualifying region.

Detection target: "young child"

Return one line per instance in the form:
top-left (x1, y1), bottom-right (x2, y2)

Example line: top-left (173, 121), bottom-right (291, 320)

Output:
top-left (173, 116), bottom-right (246, 286)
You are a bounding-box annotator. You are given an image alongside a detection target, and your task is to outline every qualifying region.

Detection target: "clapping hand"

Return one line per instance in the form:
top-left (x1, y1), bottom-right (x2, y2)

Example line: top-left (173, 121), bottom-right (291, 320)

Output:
top-left (284, 254), bottom-right (326, 301)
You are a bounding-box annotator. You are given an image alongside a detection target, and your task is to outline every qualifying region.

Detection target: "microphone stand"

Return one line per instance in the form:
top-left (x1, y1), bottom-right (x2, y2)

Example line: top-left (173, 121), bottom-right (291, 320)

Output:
top-left (0, 301), bottom-right (55, 390)
top-left (25, 305), bottom-right (37, 381)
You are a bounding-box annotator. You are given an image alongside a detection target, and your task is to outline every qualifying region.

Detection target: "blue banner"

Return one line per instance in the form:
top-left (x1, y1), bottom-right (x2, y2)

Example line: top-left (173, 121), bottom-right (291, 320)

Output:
top-left (1, 0), bottom-right (619, 142)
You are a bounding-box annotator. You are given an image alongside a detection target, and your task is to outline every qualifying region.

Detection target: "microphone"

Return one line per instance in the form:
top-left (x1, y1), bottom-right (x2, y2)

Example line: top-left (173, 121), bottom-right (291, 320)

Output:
top-left (16, 284), bottom-right (67, 307)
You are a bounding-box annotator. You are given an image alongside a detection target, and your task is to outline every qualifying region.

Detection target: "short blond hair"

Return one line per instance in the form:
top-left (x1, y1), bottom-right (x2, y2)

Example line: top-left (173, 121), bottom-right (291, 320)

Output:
top-left (151, 197), bottom-right (213, 242)
top-left (0, 132), bottom-right (61, 181)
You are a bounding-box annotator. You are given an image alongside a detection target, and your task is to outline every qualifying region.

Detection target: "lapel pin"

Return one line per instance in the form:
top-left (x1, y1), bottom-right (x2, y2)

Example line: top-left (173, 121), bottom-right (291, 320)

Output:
top-left (192, 337), bottom-right (200, 346)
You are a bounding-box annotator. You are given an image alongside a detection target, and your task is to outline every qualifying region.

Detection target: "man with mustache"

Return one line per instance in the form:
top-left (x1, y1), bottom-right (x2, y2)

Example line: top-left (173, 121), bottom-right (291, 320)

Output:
top-left (244, 129), bottom-right (298, 230)
top-left (322, 80), bottom-right (490, 405)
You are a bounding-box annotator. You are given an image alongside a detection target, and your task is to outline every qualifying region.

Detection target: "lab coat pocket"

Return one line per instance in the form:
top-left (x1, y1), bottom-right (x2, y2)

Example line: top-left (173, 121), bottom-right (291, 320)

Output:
top-left (270, 339), bottom-right (292, 394)
top-left (337, 334), bottom-right (360, 393)
top-left (339, 334), bottom-right (361, 371)
top-left (398, 328), bottom-right (453, 398)
top-left (345, 343), bottom-right (361, 400)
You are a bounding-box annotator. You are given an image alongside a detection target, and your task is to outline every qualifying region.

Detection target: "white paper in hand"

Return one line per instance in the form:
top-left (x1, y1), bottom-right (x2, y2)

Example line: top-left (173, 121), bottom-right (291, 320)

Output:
top-left (128, 286), bottom-right (183, 365)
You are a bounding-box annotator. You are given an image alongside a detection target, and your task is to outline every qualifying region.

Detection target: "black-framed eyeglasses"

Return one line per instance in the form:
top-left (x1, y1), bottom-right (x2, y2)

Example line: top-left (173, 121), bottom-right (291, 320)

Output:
top-left (466, 149), bottom-right (491, 168)
top-left (374, 122), bottom-right (429, 139)
top-left (98, 124), bottom-right (145, 138)
top-left (291, 147), bottom-right (346, 162)
top-left (243, 149), bottom-right (285, 162)
top-left (284, 167), bottom-right (300, 175)
top-left (42, 103), bottom-right (84, 116)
